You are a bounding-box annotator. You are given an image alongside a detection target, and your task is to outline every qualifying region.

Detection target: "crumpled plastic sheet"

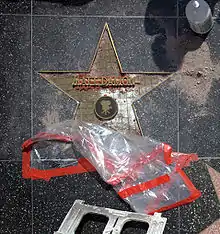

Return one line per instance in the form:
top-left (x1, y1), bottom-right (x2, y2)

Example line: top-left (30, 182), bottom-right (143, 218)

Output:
top-left (22, 120), bottom-right (201, 214)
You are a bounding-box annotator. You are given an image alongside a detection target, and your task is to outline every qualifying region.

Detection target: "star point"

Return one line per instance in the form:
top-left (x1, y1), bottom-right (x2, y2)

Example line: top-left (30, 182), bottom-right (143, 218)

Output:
top-left (40, 23), bottom-right (171, 134)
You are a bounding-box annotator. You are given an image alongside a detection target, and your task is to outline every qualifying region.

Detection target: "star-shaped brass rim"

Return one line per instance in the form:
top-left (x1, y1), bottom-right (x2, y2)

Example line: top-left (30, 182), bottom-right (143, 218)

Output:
top-left (38, 23), bottom-right (173, 135)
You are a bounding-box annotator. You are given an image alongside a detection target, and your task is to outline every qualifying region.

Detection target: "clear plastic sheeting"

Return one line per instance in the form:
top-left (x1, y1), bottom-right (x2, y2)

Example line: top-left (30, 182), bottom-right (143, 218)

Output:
top-left (31, 140), bottom-right (80, 169)
top-left (22, 120), bottom-right (201, 214)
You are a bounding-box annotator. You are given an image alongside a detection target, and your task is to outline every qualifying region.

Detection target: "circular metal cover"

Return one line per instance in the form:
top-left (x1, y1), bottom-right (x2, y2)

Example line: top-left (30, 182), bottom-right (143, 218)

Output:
top-left (95, 96), bottom-right (118, 120)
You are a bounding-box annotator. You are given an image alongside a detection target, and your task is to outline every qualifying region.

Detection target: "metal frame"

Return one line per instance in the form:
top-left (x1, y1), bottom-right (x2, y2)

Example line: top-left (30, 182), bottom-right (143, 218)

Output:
top-left (54, 200), bottom-right (167, 234)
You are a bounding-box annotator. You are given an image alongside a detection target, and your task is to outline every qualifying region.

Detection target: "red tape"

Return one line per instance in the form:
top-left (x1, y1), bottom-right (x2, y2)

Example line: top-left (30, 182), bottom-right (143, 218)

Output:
top-left (148, 169), bottom-right (201, 214)
top-left (163, 143), bottom-right (172, 165)
top-left (118, 174), bottom-right (170, 199)
top-left (22, 132), bottom-right (96, 181)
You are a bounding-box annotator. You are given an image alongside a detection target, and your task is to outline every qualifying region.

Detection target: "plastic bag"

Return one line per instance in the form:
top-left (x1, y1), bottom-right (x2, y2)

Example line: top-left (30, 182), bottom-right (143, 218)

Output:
top-left (22, 120), bottom-right (201, 214)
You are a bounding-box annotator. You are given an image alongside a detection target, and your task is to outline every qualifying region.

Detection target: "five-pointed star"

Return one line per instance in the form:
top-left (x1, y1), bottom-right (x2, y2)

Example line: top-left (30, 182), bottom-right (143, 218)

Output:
top-left (40, 23), bottom-right (170, 135)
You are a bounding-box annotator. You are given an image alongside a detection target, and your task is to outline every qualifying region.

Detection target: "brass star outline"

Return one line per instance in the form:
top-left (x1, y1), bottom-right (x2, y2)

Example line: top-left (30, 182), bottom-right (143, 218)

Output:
top-left (39, 23), bottom-right (171, 135)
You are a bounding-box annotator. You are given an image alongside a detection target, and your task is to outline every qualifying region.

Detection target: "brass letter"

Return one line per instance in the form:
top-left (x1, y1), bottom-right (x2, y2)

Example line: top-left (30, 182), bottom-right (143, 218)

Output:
top-left (123, 77), bottom-right (128, 86)
top-left (72, 76), bottom-right (78, 87)
top-left (115, 77), bottom-right (122, 86)
top-left (108, 77), bottom-right (113, 86)
top-left (102, 77), bottom-right (108, 86)
top-left (89, 78), bottom-right (94, 86)
top-left (128, 76), bottom-right (135, 86)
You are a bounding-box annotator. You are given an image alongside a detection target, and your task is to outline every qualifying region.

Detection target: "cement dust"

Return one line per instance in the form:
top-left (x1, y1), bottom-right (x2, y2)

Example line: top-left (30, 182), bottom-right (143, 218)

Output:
top-left (173, 42), bottom-right (220, 106)
top-left (41, 110), bottom-right (60, 128)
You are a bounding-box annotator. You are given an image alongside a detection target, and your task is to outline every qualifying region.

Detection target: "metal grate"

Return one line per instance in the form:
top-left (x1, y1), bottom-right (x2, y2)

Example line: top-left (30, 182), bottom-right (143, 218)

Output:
top-left (54, 200), bottom-right (167, 234)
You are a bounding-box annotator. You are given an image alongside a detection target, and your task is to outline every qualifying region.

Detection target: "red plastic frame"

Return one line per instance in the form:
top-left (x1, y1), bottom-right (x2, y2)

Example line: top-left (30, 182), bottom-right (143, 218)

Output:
top-left (22, 132), bottom-right (96, 181)
top-left (116, 146), bottom-right (201, 214)
top-left (22, 132), bottom-right (201, 214)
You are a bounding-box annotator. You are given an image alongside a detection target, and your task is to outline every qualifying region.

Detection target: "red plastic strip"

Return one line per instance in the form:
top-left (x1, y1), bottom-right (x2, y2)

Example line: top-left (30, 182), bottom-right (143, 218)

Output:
top-left (147, 169), bottom-right (201, 215)
top-left (22, 133), bottom-right (74, 150)
top-left (177, 169), bottom-right (201, 196)
top-left (118, 174), bottom-right (170, 199)
top-left (107, 145), bottom-right (164, 185)
top-left (107, 143), bottom-right (173, 186)
top-left (163, 143), bottom-right (172, 165)
top-left (172, 153), bottom-right (199, 169)
top-left (22, 133), bottom-right (96, 181)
